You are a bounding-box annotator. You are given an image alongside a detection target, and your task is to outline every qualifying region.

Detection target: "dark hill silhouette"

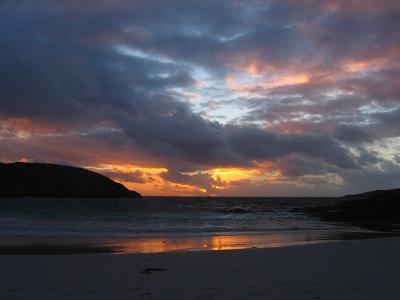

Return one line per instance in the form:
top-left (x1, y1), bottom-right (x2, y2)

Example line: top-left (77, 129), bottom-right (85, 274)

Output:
top-left (343, 188), bottom-right (400, 200)
top-left (303, 188), bottom-right (400, 231)
top-left (0, 162), bottom-right (141, 198)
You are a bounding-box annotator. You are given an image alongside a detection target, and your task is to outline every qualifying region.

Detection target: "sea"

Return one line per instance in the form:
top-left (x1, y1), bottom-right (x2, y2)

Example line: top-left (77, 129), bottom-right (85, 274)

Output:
top-left (0, 197), bottom-right (383, 254)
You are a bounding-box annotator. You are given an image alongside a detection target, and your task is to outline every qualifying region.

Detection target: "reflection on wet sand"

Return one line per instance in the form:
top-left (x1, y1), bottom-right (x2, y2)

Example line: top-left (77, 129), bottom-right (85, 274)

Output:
top-left (1, 231), bottom-right (392, 255)
top-left (105, 231), bottom-right (333, 254)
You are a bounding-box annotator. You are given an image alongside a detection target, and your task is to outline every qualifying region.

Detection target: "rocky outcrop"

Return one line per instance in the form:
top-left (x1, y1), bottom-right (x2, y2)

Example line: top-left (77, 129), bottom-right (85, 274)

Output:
top-left (303, 188), bottom-right (400, 231)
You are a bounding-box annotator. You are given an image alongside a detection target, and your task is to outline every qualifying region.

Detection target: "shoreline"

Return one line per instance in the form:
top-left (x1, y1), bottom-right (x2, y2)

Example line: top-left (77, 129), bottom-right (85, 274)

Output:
top-left (1, 229), bottom-right (398, 255)
top-left (1, 237), bottom-right (400, 299)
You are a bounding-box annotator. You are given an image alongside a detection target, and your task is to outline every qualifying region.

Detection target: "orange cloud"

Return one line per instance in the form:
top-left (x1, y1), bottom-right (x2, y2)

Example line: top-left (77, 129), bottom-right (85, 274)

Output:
top-left (344, 57), bottom-right (389, 74)
top-left (227, 73), bottom-right (310, 97)
top-left (115, 178), bottom-right (208, 196)
top-left (228, 51), bottom-right (281, 77)
top-left (210, 168), bottom-right (263, 182)
top-left (91, 164), bottom-right (167, 175)
top-left (90, 163), bottom-right (286, 196)
top-left (0, 118), bottom-right (56, 139)
top-left (91, 163), bottom-right (210, 196)
top-left (343, 46), bottom-right (400, 75)
top-left (260, 74), bottom-right (310, 89)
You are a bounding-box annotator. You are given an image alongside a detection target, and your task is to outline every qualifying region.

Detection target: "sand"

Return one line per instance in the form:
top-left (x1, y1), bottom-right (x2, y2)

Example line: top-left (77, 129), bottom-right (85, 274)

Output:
top-left (1, 237), bottom-right (400, 299)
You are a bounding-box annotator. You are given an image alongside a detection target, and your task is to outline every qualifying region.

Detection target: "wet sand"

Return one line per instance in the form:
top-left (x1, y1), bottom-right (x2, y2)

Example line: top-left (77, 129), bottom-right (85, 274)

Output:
top-left (1, 230), bottom-right (396, 255)
top-left (1, 237), bottom-right (400, 299)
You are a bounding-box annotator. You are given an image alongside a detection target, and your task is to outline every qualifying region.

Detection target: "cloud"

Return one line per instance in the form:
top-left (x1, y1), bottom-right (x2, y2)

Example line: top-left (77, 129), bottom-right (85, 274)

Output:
top-left (101, 169), bottom-right (146, 184)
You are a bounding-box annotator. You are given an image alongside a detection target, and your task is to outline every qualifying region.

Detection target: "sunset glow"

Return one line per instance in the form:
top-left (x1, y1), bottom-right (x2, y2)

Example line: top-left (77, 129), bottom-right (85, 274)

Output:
top-left (0, 0), bottom-right (399, 196)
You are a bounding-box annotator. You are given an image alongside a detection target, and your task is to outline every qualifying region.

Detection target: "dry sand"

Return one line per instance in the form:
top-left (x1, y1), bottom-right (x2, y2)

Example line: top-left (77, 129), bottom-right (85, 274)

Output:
top-left (1, 237), bottom-right (400, 299)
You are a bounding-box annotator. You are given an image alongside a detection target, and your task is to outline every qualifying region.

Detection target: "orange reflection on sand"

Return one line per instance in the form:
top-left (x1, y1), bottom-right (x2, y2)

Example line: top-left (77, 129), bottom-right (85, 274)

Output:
top-left (208, 234), bottom-right (299, 250)
top-left (106, 233), bottom-right (319, 254)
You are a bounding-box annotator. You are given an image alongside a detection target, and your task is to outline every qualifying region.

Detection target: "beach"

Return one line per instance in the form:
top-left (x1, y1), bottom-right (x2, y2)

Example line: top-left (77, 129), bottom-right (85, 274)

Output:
top-left (1, 237), bottom-right (400, 299)
top-left (2, 0), bottom-right (400, 298)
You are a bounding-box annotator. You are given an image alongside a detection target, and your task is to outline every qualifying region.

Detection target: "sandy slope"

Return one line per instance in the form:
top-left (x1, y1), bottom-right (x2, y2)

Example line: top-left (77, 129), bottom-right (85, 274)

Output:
top-left (1, 238), bottom-right (400, 299)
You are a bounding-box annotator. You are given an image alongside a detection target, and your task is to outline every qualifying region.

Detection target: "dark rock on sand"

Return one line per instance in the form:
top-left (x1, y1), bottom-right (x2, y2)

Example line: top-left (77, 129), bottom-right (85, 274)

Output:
top-left (0, 162), bottom-right (141, 198)
top-left (303, 188), bottom-right (400, 231)
top-left (140, 268), bottom-right (168, 276)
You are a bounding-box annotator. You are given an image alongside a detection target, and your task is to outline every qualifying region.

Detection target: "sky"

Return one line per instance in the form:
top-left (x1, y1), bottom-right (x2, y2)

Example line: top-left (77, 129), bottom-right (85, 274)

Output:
top-left (0, 0), bottom-right (399, 196)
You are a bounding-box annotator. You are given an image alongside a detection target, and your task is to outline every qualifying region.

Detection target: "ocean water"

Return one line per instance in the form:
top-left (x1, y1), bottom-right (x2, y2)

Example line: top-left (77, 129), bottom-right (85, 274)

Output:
top-left (0, 197), bottom-right (377, 253)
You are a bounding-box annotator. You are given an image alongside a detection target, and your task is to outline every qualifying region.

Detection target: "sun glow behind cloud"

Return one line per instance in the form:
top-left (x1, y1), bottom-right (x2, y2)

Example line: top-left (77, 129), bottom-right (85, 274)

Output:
top-left (86, 164), bottom-right (285, 196)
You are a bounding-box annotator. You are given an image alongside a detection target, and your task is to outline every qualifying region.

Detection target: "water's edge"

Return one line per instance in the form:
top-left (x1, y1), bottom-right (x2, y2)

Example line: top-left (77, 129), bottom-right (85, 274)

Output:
top-left (1, 230), bottom-right (398, 255)
top-left (2, 197), bottom-right (395, 255)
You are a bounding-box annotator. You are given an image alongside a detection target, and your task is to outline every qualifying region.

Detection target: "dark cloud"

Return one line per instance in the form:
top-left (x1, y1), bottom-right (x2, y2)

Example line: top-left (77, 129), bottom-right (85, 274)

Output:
top-left (227, 126), bottom-right (356, 168)
top-left (373, 108), bottom-right (400, 127)
top-left (333, 125), bottom-right (372, 144)
top-left (394, 154), bottom-right (400, 165)
top-left (276, 156), bottom-right (338, 177)
top-left (340, 161), bottom-right (400, 194)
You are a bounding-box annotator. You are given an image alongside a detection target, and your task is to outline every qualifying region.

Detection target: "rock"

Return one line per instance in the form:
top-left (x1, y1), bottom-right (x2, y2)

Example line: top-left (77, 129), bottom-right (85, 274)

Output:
top-left (0, 162), bottom-right (141, 198)
top-left (303, 188), bottom-right (400, 231)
